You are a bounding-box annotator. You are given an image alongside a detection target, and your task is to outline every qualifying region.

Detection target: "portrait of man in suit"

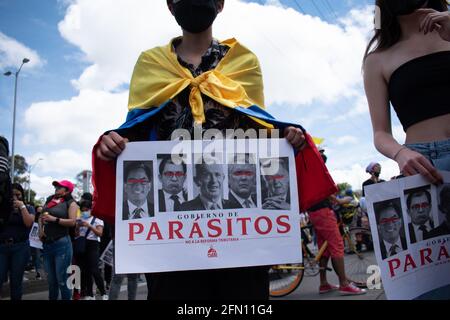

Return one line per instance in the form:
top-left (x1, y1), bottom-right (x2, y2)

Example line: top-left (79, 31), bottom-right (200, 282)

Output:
top-left (227, 154), bottom-right (257, 209)
top-left (157, 155), bottom-right (187, 212)
top-left (122, 161), bottom-right (154, 220)
top-left (428, 184), bottom-right (450, 238)
top-left (260, 157), bottom-right (290, 210)
top-left (180, 160), bottom-right (232, 211)
top-left (375, 199), bottom-right (407, 260)
top-left (405, 186), bottom-right (434, 244)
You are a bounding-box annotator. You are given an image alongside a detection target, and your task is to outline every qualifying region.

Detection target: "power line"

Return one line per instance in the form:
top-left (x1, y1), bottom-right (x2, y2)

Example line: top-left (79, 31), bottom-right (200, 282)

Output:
top-left (323, 0), bottom-right (339, 20)
top-left (292, 0), bottom-right (306, 14)
top-left (310, 0), bottom-right (327, 21)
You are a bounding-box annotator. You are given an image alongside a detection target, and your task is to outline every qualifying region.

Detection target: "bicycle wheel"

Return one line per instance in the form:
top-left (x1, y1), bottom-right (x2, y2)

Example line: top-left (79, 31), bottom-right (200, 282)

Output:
top-left (269, 264), bottom-right (304, 297)
top-left (344, 227), bottom-right (377, 287)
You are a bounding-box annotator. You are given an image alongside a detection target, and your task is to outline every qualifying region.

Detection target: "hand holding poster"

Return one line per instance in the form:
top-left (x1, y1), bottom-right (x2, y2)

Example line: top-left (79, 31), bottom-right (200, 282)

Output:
top-left (29, 222), bottom-right (43, 249)
top-left (114, 139), bottom-right (301, 274)
top-left (365, 171), bottom-right (450, 300)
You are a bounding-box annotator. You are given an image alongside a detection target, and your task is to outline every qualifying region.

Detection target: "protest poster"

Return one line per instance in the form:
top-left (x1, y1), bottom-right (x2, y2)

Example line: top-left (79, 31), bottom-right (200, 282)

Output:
top-left (114, 138), bottom-right (301, 274)
top-left (29, 222), bottom-right (43, 249)
top-left (365, 171), bottom-right (450, 300)
top-left (100, 240), bottom-right (114, 267)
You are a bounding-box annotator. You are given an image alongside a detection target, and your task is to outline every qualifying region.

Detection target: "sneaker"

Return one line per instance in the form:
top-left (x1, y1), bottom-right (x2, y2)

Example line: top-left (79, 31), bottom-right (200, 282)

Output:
top-left (319, 283), bottom-right (339, 294)
top-left (84, 296), bottom-right (95, 300)
top-left (102, 294), bottom-right (109, 300)
top-left (35, 272), bottom-right (41, 280)
top-left (339, 283), bottom-right (367, 295)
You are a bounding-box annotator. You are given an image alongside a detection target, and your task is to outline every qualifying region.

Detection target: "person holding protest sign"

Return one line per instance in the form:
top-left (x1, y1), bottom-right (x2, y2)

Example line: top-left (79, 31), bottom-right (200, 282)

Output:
top-left (0, 183), bottom-right (35, 300)
top-left (363, 0), bottom-right (450, 184)
top-left (363, 0), bottom-right (450, 299)
top-left (92, 0), bottom-right (337, 300)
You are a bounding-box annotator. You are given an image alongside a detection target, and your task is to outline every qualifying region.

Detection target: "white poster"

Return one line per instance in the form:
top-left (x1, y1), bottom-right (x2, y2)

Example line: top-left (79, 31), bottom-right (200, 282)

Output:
top-left (115, 139), bottom-right (301, 274)
top-left (100, 240), bottom-right (114, 267)
top-left (365, 171), bottom-right (450, 300)
top-left (29, 222), bottom-right (43, 249)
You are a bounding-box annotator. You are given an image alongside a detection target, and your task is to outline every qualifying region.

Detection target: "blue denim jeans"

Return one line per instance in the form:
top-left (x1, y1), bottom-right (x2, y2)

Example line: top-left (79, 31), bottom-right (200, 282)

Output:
top-left (0, 240), bottom-right (30, 300)
top-left (405, 138), bottom-right (450, 171)
top-left (42, 236), bottom-right (73, 300)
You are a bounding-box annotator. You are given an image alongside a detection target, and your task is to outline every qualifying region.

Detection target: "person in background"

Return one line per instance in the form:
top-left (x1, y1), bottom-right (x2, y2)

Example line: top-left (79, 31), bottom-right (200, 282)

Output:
top-left (0, 183), bottom-right (35, 300)
top-left (76, 200), bottom-right (108, 300)
top-left (362, 162), bottom-right (385, 197)
top-left (31, 205), bottom-right (44, 280)
top-left (40, 180), bottom-right (77, 300)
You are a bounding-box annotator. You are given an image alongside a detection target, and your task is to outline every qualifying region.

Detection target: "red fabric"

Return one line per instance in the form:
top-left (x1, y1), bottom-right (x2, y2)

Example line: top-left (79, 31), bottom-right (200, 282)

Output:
top-left (46, 197), bottom-right (65, 209)
top-left (296, 133), bottom-right (338, 212)
top-left (308, 207), bottom-right (344, 259)
top-left (91, 133), bottom-right (337, 225)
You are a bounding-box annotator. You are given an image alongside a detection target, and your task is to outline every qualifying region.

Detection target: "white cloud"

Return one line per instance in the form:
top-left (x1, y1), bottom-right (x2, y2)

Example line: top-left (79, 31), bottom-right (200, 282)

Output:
top-left (56, 0), bottom-right (373, 107)
top-left (0, 32), bottom-right (44, 70)
top-left (23, 89), bottom-right (128, 152)
top-left (335, 135), bottom-right (359, 145)
top-left (19, 0), bottom-right (381, 194)
top-left (330, 158), bottom-right (400, 192)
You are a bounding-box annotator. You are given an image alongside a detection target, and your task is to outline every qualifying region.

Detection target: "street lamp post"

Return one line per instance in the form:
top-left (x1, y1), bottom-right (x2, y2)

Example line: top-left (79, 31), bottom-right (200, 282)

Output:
top-left (27, 158), bottom-right (43, 203)
top-left (3, 58), bottom-right (30, 182)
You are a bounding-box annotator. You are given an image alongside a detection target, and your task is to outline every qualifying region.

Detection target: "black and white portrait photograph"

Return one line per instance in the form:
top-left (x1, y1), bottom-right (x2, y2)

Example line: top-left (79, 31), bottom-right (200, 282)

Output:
top-left (157, 154), bottom-right (188, 212)
top-left (180, 154), bottom-right (232, 211)
top-left (427, 184), bottom-right (450, 238)
top-left (404, 185), bottom-right (434, 244)
top-left (227, 153), bottom-right (257, 209)
top-left (374, 198), bottom-right (407, 260)
top-left (122, 161), bottom-right (155, 220)
top-left (260, 157), bottom-right (291, 211)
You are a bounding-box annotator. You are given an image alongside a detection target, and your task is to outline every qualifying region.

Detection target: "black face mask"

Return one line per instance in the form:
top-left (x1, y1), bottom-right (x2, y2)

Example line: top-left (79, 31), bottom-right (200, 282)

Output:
top-left (385, 0), bottom-right (428, 16)
top-left (373, 172), bottom-right (380, 178)
top-left (173, 0), bottom-right (218, 34)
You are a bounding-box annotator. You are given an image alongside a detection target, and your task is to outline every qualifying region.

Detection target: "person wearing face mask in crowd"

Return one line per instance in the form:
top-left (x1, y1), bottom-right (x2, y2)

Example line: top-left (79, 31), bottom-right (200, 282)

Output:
top-left (0, 183), bottom-right (35, 300)
top-left (40, 180), bottom-right (77, 300)
top-left (363, 0), bottom-right (450, 299)
top-left (91, 0), bottom-right (338, 300)
top-left (75, 201), bottom-right (108, 300)
top-left (362, 162), bottom-right (385, 197)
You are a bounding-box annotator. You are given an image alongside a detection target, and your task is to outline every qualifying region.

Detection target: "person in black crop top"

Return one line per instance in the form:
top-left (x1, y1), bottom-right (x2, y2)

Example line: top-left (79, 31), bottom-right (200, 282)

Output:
top-left (363, 0), bottom-right (450, 186)
top-left (363, 0), bottom-right (450, 300)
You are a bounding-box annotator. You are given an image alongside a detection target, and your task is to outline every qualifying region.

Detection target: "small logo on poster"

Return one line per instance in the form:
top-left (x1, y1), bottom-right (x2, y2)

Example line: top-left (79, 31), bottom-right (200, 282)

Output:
top-left (208, 246), bottom-right (218, 258)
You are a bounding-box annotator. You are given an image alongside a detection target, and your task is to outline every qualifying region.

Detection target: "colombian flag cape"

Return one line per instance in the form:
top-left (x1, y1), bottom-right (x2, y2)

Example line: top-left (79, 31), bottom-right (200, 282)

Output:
top-left (92, 38), bottom-right (337, 225)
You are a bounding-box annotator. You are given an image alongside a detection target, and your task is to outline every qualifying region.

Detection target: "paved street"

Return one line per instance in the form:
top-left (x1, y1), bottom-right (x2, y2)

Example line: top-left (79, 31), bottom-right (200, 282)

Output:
top-left (8, 251), bottom-right (384, 301)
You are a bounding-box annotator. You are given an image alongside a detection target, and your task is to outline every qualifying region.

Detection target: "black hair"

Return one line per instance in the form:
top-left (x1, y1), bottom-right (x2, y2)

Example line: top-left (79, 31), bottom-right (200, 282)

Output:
top-left (405, 187), bottom-right (432, 209)
top-left (363, 0), bottom-right (449, 63)
top-left (159, 156), bottom-right (186, 176)
top-left (374, 199), bottom-right (402, 223)
top-left (124, 162), bottom-right (153, 183)
top-left (12, 183), bottom-right (25, 200)
top-left (79, 200), bottom-right (92, 210)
